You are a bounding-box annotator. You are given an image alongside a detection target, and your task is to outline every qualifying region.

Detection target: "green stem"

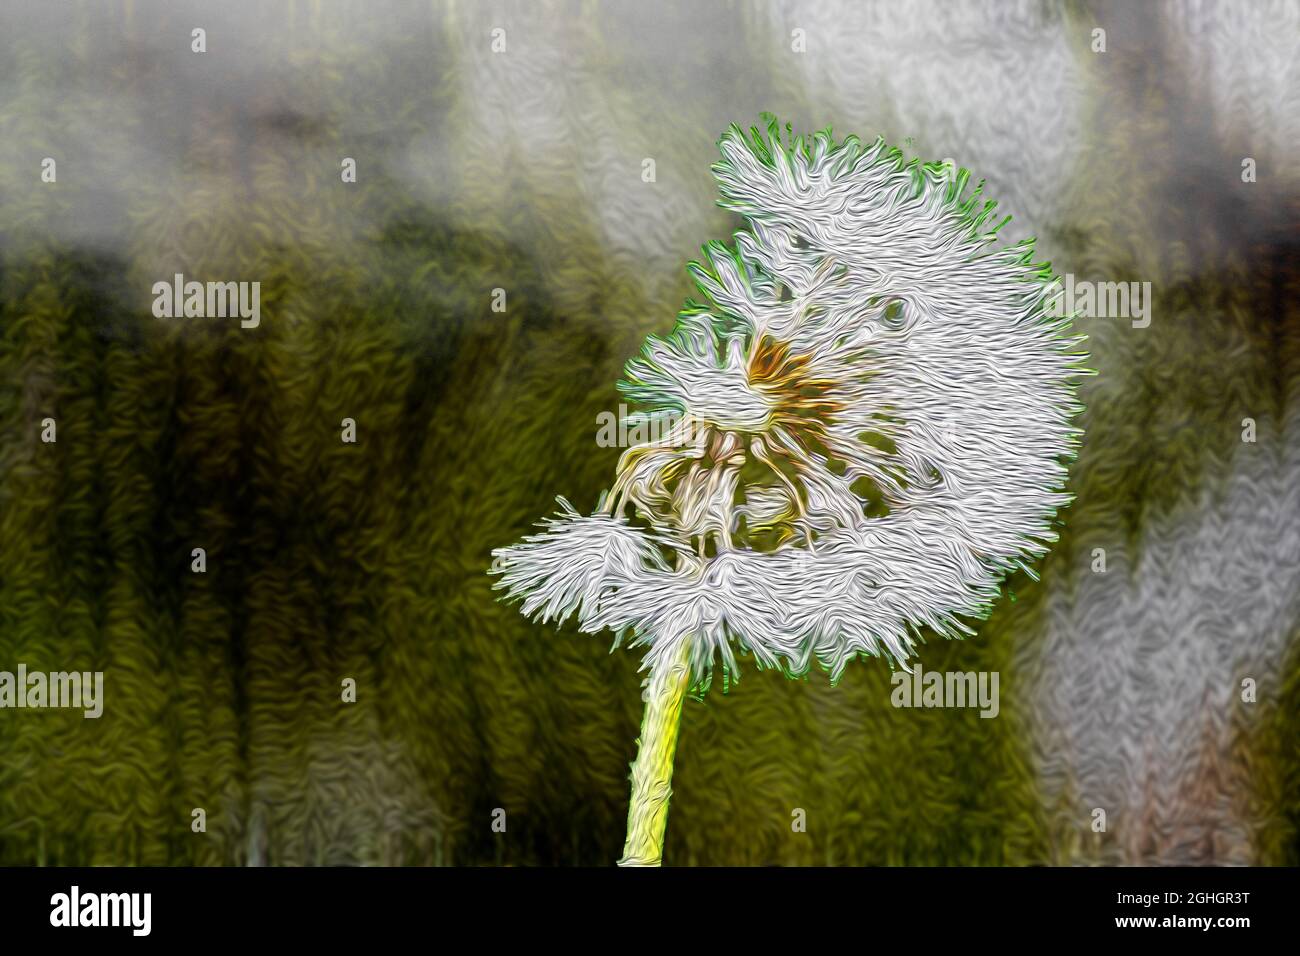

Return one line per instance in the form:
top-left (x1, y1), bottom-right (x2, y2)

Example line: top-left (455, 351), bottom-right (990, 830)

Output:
top-left (618, 637), bottom-right (693, 866)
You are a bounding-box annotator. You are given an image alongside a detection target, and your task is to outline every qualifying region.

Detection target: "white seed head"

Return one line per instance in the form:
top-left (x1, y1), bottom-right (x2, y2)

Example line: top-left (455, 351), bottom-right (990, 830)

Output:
top-left (492, 116), bottom-right (1087, 689)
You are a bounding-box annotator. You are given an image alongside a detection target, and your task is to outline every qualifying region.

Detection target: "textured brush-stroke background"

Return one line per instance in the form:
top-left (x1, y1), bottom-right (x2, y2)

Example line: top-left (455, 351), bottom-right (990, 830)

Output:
top-left (0, 0), bottom-right (1297, 865)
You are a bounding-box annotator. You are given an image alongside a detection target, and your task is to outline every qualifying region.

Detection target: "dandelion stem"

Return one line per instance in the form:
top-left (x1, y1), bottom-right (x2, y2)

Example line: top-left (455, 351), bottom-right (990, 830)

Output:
top-left (618, 636), bottom-right (693, 866)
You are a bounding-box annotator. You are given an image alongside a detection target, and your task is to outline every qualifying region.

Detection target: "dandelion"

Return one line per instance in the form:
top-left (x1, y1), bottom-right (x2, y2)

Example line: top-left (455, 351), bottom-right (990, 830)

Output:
top-left (491, 115), bottom-right (1088, 866)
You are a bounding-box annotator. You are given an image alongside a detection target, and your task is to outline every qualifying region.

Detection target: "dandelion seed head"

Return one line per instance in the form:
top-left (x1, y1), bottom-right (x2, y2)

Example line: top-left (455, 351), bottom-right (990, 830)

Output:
top-left (492, 115), bottom-right (1087, 689)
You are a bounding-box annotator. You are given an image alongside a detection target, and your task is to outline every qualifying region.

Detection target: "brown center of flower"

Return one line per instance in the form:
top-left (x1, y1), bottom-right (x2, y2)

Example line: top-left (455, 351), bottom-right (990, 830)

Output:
top-left (747, 335), bottom-right (840, 434)
top-left (605, 335), bottom-right (859, 557)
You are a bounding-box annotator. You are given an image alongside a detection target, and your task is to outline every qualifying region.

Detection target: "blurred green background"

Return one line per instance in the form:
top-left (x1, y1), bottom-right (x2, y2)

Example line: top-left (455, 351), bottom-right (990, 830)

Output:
top-left (0, 0), bottom-right (1297, 865)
